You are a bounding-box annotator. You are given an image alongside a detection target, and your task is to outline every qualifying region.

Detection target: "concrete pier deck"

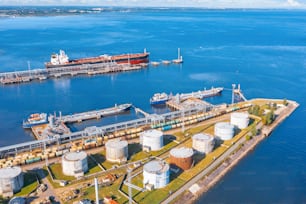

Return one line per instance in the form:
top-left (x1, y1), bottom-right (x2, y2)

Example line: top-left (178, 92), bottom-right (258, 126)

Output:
top-left (0, 62), bottom-right (143, 85)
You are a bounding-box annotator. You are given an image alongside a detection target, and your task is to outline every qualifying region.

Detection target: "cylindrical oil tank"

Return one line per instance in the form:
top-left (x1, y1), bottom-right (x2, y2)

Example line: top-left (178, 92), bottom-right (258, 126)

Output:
top-left (0, 166), bottom-right (23, 196)
top-left (143, 160), bottom-right (169, 189)
top-left (105, 139), bottom-right (128, 163)
top-left (192, 133), bottom-right (215, 154)
top-left (141, 129), bottom-right (163, 151)
top-left (214, 122), bottom-right (235, 140)
top-left (62, 151), bottom-right (88, 177)
top-left (231, 112), bottom-right (249, 129)
top-left (169, 147), bottom-right (193, 170)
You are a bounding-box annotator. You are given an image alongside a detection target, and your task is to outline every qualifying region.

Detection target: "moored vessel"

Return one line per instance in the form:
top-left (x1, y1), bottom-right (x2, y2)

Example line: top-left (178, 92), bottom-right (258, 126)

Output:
top-left (150, 93), bottom-right (170, 105)
top-left (179, 87), bottom-right (223, 100)
top-left (103, 103), bottom-right (132, 116)
top-left (45, 49), bottom-right (149, 68)
top-left (23, 113), bottom-right (48, 128)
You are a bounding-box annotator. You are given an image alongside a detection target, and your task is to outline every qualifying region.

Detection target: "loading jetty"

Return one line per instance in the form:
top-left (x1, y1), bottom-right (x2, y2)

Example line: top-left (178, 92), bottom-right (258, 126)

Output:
top-left (150, 87), bottom-right (224, 105)
top-left (0, 62), bottom-right (143, 85)
top-left (0, 48), bottom-right (184, 85)
top-left (27, 103), bottom-right (132, 140)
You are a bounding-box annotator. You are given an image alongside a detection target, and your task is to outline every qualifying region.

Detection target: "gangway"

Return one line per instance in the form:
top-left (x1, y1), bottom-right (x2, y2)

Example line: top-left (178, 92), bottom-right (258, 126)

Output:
top-left (134, 106), bottom-right (150, 118)
top-left (234, 84), bottom-right (248, 102)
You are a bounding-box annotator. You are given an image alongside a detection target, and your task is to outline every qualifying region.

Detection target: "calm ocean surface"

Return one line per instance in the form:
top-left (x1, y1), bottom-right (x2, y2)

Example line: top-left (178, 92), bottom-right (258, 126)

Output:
top-left (0, 8), bottom-right (305, 203)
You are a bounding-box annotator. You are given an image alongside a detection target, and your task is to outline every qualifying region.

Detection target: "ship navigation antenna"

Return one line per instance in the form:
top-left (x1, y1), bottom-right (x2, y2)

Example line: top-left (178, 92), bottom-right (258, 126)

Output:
top-left (232, 84), bottom-right (236, 104)
top-left (27, 61), bottom-right (31, 78)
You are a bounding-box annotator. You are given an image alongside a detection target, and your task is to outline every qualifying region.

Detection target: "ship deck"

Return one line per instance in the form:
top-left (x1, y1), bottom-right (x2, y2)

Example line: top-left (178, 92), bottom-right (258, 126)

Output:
top-left (58, 104), bottom-right (132, 123)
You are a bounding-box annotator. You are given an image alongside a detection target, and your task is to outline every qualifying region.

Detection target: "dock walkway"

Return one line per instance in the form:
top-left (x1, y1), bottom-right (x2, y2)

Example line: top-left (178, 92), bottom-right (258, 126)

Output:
top-left (0, 62), bottom-right (142, 85)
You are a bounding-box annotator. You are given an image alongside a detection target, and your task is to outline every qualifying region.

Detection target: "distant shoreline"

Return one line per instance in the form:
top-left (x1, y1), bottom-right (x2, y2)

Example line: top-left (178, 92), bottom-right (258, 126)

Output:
top-left (1, 7), bottom-right (306, 18)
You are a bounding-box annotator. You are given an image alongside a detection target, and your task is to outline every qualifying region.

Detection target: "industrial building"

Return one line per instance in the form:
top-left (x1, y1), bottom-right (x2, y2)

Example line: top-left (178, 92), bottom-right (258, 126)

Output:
top-left (230, 112), bottom-right (250, 129)
top-left (105, 139), bottom-right (128, 163)
top-left (192, 133), bottom-right (215, 154)
top-left (214, 122), bottom-right (235, 140)
top-left (141, 129), bottom-right (164, 151)
top-left (62, 151), bottom-right (88, 177)
top-left (169, 147), bottom-right (194, 170)
top-left (143, 160), bottom-right (170, 189)
top-left (0, 166), bottom-right (24, 197)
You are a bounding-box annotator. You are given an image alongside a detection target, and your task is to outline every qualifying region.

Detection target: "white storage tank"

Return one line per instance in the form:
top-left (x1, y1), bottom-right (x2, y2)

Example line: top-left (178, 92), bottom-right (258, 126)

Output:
top-left (0, 166), bottom-right (24, 196)
top-left (231, 112), bottom-right (250, 129)
top-left (105, 139), bottom-right (128, 163)
top-left (192, 133), bottom-right (215, 154)
top-left (214, 122), bottom-right (235, 140)
top-left (143, 160), bottom-right (169, 189)
top-left (62, 151), bottom-right (88, 177)
top-left (141, 129), bottom-right (163, 151)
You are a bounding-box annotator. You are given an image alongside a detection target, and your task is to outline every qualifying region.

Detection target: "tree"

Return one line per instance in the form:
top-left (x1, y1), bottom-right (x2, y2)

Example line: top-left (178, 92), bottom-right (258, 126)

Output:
top-left (262, 115), bottom-right (267, 125)
top-left (251, 126), bottom-right (257, 136)
top-left (283, 98), bottom-right (288, 106)
top-left (267, 110), bottom-right (275, 125)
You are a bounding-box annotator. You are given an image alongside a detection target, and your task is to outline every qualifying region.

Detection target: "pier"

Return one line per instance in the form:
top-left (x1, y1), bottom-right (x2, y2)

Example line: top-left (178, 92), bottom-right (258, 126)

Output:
top-left (172, 48), bottom-right (183, 64)
top-left (231, 84), bottom-right (248, 103)
top-left (166, 97), bottom-right (214, 111)
top-left (0, 100), bottom-right (252, 159)
top-left (134, 106), bottom-right (151, 118)
top-left (0, 62), bottom-right (143, 85)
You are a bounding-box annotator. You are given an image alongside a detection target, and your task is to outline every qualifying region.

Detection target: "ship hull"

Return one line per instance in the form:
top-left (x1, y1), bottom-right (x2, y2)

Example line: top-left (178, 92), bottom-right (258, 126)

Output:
top-left (101, 104), bottom-right (132, 117)
top-left (150, 99), bottom-right (169, 105)
top-left (23, 121), bottom-right (48, 129)
top-left (46, 53), bottom-right (149, 68)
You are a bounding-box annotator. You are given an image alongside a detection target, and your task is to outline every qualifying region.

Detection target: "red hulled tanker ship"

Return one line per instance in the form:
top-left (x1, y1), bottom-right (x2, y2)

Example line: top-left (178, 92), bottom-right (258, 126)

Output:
top-left (45, 49), bottom-right (149, 68)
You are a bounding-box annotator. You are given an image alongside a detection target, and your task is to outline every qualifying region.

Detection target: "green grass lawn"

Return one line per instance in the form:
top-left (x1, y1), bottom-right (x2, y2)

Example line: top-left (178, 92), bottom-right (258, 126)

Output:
top-left (66, 175), bottom-right (128, 204)
top-left (15, 172), bottom-right (38, 196)
top-left (86, 156), bottom-right (103, 175)
top-left (130, 151), bottom-right (150, 162)
top-left (49, 163), bottom-right (75, 181)
top-left (151, 141), bottom-right (178, 157)
top-left (93, 150), bottom-right (120, 169)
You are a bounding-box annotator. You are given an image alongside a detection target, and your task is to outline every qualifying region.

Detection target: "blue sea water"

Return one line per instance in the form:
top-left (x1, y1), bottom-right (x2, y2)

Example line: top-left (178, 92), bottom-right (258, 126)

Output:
top-left (0, 8), bottom-right (306, 203)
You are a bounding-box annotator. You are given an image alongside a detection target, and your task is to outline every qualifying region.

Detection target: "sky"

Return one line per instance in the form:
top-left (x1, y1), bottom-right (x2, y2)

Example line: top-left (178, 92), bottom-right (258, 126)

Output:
top-left (0, 0), bottom-right (306, 9)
